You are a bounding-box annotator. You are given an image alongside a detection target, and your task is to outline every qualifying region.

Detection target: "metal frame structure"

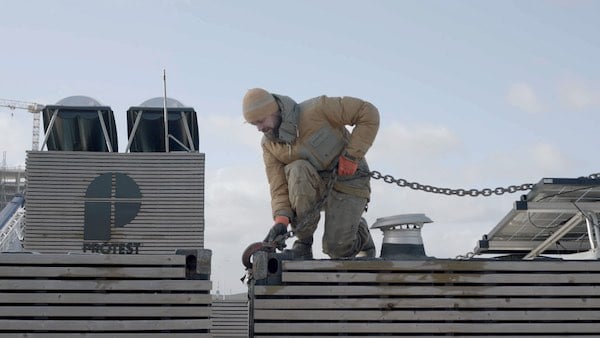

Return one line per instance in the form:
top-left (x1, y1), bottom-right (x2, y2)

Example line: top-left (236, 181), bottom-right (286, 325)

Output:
top-left (475, 177), bottom-right (600, 259)
top-left (125, 109), bottom-right (196, 153)
top-left (0, 207), bottom-right (24, 252)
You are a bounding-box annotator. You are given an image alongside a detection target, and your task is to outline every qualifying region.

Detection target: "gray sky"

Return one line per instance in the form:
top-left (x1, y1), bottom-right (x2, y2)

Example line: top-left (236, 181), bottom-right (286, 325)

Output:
top-left (1, 0), bottom-right (599, 294)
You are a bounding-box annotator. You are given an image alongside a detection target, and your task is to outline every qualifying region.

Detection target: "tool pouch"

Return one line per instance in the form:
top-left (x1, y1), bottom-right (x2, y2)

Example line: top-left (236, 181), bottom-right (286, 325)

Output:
top-left (298, 125), bottom-right (346, 171)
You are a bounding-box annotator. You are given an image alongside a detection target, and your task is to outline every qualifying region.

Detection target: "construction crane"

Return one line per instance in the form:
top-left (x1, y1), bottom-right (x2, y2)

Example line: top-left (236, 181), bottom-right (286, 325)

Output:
top-left (0, 99), bottom-right (45, 151)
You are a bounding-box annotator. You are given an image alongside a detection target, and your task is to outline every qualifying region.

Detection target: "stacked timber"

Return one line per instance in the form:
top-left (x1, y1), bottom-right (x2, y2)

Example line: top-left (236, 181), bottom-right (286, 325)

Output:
top-left (5, 150), bottom-right (214, 335)
top-left (249, 255), bottom-right (600, 337)
top-left (211, 296), bottom-right (249, 337)
top-left (0, 251), bottom-right (212, 336)
top-left (24, 151), bottom-right (205, 254)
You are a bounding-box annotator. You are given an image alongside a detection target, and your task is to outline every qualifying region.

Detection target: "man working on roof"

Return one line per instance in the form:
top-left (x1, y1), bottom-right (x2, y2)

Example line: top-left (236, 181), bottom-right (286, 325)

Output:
top-left (243, 88), bottom-right (380, 259)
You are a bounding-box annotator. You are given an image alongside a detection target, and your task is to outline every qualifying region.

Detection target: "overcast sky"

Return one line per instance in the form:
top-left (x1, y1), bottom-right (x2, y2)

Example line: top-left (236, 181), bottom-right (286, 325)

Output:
top-left (1, 0), bottom-right (599, 294)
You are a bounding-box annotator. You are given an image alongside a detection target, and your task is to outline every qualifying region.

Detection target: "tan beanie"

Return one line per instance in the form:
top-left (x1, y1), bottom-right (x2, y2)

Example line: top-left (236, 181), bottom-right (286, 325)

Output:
top-left (242, 88), bottom-right (279, 123)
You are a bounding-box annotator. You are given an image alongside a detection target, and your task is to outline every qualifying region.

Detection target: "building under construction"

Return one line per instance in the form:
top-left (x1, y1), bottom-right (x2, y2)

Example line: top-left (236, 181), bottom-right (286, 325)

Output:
top-left (0, 164), bottom-right (26, 210)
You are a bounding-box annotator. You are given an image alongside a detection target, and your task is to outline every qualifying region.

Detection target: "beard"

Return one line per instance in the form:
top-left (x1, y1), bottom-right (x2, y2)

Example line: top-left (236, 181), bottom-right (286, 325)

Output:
top-left (263, 114), bottom-right (282, 140)
top-left (263, 128), bottom-right (279, 140)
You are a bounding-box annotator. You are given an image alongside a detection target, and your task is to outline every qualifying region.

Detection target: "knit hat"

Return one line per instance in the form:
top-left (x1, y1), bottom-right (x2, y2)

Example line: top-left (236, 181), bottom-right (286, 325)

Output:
top-left (242, 88), bottom-right (279, 123)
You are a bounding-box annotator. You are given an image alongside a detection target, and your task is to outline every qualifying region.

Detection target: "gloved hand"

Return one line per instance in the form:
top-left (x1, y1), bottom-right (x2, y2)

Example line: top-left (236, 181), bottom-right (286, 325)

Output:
top-left (337, 154), bottom-right (358, 176)
top-left (264, 223), bottom-right (288, 243)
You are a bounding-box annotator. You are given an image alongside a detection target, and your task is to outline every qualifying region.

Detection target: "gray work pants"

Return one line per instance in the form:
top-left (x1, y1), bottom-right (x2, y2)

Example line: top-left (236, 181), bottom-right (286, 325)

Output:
top-left (284, 160), bottom-right (368, 258)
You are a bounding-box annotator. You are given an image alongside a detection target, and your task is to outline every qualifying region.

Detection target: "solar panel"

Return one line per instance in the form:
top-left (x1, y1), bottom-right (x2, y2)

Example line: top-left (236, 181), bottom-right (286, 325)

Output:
top-left (475, 177), bottom-right (600, 258)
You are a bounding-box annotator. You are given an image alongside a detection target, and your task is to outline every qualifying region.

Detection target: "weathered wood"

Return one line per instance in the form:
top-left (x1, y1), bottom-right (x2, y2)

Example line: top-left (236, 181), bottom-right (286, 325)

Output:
top-left (0, 319), bottom-right (211, 331)
top-left (250, 258), bottom-right (600, 336)
top-left (254, 297), bottom-right (600, 309)
top-left (254, 284), bottom-right (600, 296)
top-left (254, 336), bottom-right (600, 338)
top-left (283, 258), bottom-right (600, 272)
top-left (211, 299), bottom-right (249, 338)
top-left (1, 335), bottom-right (211, 338)
top-left (0, 266), bottom-right (186, 278)
top-left (0, 252), bottom-right (212, 334)
top-left (254, 309), bottom-right (600, 321)
top-left (0, 292), bottom-right (211, 304)
top-left (282, 271), bottom-right (600, 284)
top-left (0, 279), bottom-right (211, 291)
top-left (0, 306), bottom-right (212, 317)
top-left (254, 322), bottom-right (600, 334)
top-left (0, 253), bottom-right (185, 265)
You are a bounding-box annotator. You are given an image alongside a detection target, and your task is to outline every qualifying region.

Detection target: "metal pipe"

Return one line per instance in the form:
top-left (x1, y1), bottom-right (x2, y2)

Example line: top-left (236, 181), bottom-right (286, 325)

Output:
top-left (163, 69), bottom-right (169, 152)
top-left (584, 214), bottom-right (597, 251)
top-left (97, 111), bottom-right (113, 152)
top-left (592, 213), bottom-right (600, 251)
top-left (524, 213), bottom-right (584, 260)
top-left (40, 109), bottom-right (59, 151)
top-left (180, 111), bottom-right (195, 151)
top-left (125, 110), bottom-right (143, 152)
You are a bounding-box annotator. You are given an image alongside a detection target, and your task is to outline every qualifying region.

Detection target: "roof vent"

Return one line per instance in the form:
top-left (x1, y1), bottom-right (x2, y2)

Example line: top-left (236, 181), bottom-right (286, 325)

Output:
top-left (371, 214), bottom-right (432, 259)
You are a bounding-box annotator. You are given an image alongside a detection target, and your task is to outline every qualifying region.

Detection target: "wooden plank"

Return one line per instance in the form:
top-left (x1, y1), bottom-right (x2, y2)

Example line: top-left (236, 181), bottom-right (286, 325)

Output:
top-left (0, 266), bottom-right (186, 278)
top-left (254, 284), bottom-right (600, 296)
top-left (5, 334), bottom-right (211, 338)
top-left (0, 306), bottom-right (211, 317)
top-left (25, 227), bottom-right (202, 232)
top-left (282, 259), bottom-right (600, 272)
top-left (0, 253), bottom-right (186, 265)
top-left (0, 319), bottom-right (211, 331)
top-left (254, 322), bottom-right (600, 334)
top-left (282, 271), bottom-right (600, 284)
top-left (0, 279), bottom-right (212, 291)
top-left (254, 336), bottom-right (600, 338)
top-left (211, 299), bottom-right (248, 337)
top-left (254, 309), bottom-right (600, 321)
top-left (0, 293), bottom-right (212, 304)
top-left (18, 247), bottom-right (183, 254)
top-left (254, 297), bottom-right (600, 309)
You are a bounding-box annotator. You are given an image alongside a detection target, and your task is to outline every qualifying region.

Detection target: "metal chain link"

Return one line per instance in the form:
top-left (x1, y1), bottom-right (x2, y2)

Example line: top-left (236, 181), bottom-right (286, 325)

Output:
top-left (364, 170), bottom-right (600, 197)
top-left (455, 251), bottom-right (476, 260)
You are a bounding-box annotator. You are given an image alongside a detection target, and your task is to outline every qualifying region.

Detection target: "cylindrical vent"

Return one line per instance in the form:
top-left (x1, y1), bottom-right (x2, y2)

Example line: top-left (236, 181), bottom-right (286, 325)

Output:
top-left (371, 214), bottom-right (433, 259)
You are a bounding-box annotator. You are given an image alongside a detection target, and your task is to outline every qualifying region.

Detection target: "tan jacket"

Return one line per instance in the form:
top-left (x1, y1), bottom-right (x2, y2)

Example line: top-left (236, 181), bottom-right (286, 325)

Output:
top-left (262, 94), bottom-right (380, 220)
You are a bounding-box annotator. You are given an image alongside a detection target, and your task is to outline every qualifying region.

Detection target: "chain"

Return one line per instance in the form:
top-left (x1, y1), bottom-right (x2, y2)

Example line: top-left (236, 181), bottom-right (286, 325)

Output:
top-left (365, 170), bottom-right (600, 197)
top-left (455, 251), bottom-right (476, 260)
top-left (365, 170), bottom-right (533, 197)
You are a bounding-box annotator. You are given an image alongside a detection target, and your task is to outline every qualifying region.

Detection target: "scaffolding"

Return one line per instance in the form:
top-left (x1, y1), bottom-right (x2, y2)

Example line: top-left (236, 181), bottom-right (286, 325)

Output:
top-left (1, 155), bottom-right (26, 210)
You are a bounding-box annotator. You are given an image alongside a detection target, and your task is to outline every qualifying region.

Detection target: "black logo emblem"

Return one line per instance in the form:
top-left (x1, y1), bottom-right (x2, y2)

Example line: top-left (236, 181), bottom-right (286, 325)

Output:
top-left (83, 173), bottom-right (142, 241)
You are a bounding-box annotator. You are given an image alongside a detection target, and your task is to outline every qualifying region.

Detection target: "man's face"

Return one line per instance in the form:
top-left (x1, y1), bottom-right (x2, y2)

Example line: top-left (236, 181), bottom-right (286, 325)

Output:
top-left (251, 110), bottom-right (281, 138)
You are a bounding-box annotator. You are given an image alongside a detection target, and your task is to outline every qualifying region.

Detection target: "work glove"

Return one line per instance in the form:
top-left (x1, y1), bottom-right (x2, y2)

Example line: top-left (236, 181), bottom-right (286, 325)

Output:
top-left (263, 216), bottom-right (289, 243)
top-left (337, 154), bottom-right (358, 176)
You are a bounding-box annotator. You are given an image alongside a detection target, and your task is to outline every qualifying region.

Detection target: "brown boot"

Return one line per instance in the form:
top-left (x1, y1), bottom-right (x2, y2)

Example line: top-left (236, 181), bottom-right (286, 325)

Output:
top-left (356, 218), bottom-right (376, 258)
top-left (284, 238), bottom-right (313, 260)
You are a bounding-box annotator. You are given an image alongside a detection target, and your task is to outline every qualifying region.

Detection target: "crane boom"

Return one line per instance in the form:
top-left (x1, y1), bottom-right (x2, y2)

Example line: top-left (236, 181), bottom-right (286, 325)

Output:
top-left (0, 98), bottom-right (45, 151)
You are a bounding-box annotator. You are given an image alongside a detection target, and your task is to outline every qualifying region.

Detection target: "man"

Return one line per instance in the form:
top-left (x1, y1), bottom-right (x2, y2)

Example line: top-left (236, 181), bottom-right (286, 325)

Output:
top-left (243, 88), bottom-right (379, 259)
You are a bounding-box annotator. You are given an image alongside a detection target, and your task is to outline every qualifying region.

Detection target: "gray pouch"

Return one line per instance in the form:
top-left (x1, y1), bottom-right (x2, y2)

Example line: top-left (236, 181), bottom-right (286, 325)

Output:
top-left (298, 125), bottom-right (346, 170)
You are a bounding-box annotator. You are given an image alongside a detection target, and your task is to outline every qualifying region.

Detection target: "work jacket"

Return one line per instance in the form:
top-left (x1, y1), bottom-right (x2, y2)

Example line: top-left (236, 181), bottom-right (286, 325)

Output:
top-left (262, 94), bottom-right (380, 220)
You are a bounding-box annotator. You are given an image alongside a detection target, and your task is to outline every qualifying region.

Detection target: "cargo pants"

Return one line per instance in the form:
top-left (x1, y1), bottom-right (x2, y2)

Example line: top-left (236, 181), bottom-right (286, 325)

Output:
top-left (284, 159), bottom-right (372, 258)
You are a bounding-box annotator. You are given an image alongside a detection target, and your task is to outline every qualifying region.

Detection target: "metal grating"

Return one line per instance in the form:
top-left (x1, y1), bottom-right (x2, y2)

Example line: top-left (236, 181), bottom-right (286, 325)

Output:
top-left (25, 151), bottom-right (205, 254)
